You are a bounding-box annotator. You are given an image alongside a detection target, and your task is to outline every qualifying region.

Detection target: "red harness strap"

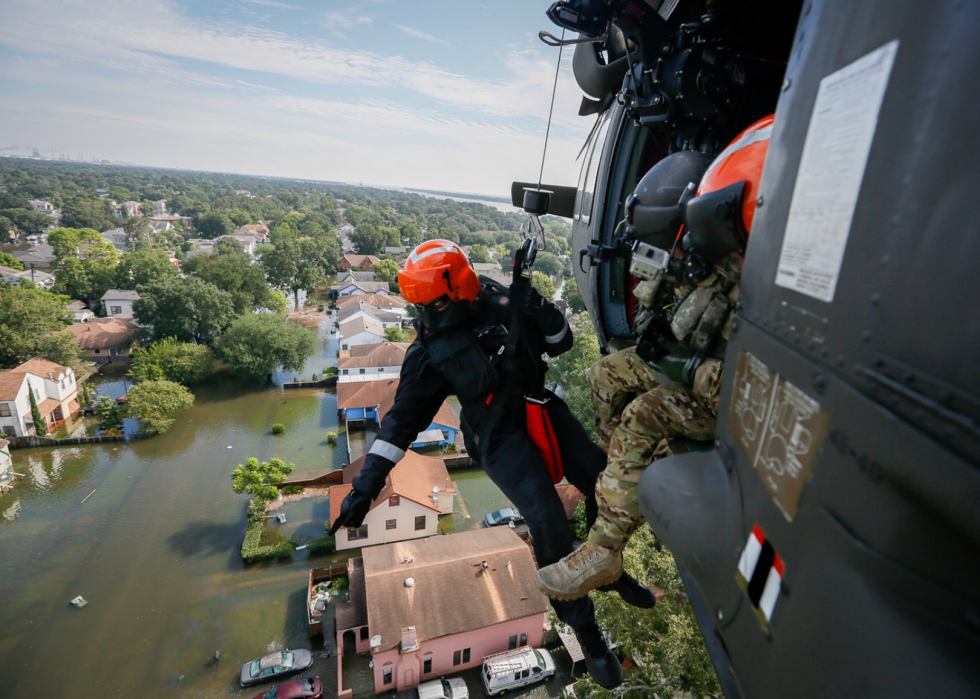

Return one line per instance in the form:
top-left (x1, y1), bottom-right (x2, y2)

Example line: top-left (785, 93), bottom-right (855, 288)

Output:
top-left (525, 400), bottom-right (565, 484)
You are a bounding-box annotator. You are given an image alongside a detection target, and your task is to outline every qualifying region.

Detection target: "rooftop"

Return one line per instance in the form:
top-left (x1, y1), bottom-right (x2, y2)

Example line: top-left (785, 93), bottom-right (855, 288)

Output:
top-left (101, 289), bottom-right (140, 301)
top-left (362, 527), bottom-right (548, 653)
top-left (337, 281), bottom-right (391, 293)
top-left (337, 300), bottom-right (402, 324)
top-left (65, 317), bottom-right (139, 349)
top-left (339, 316), bottom-right (385, 339)
top-left (337, 378), bottom-right (399, 411)
top-left (337, 342), bottom-right (409, 370)
top-left (335, 294), bottom-right (406, 310)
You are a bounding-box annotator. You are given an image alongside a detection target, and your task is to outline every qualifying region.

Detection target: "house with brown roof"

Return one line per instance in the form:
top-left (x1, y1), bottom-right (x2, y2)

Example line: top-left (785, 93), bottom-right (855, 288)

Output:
top-left (337, 378), bottom-right (459, 450)
top-left (338, 316), bottom-right (386, 350)
top-left (0, 358), bottom-right (80, 437)
top-left (337, 342), bottom-right (409, 376)
top-left (333, 527), bottom-right (549, 697)
top-left (340, 253), bottom-right (381, 272)
top-left (329, 450), bottom-right (457, 552)
top-left (65, 316), bottom-right (139, 363)
top-left (335, 294), bottom-right (407, 313)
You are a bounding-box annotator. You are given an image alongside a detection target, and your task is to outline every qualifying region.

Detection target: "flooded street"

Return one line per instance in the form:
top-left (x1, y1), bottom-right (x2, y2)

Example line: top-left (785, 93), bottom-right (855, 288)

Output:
top-left (0, 315), bottom-right (565, 698)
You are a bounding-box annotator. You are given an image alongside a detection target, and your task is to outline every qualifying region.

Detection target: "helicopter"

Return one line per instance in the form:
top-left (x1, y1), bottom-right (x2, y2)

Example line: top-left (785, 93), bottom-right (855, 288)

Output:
top-left (512, 1), bottom-right (980, 697)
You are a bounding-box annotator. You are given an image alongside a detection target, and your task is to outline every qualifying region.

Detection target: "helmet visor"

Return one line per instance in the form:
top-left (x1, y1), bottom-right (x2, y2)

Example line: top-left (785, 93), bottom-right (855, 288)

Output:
top-left (398, 264), bottom-right (452, 305)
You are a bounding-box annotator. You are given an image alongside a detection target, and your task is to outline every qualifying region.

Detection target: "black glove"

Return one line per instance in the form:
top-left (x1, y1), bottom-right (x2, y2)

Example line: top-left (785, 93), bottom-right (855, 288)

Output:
top-left (327, 489), bottom-right (373, 536)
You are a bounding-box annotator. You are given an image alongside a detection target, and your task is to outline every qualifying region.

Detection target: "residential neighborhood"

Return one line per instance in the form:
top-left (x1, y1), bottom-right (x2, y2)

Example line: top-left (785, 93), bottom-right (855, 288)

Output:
top-left (0, 160), bottom-right (612, 699)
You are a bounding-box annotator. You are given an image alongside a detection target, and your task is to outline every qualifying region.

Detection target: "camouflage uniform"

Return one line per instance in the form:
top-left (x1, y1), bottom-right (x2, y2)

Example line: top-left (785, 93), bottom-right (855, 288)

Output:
top-left (587, 257), bottom-right (739, 553)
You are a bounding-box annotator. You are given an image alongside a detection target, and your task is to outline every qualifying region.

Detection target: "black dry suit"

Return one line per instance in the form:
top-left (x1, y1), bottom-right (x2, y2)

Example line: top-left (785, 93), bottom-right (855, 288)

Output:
top-left (351, 276), bottom-right (609, 631)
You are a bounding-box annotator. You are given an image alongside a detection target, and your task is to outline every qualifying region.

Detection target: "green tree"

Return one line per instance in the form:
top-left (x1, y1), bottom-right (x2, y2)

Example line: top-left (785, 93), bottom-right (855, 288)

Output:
top-left (51, 255), bottom-right (117, 304)
top-left (0, 285), bottom-right (77, 368)
top-left (115, 249), bottom-right (177, 288)
top-left (232, 456), bottom-right (295, 508)
top-left (259, 237), bottom-right (335, 310)
top-left (129, 337), bottom-right (215, 385)
top-left (562, 278), bottom-right (587, 314)
top-left (383, 325), bottom-right (406, 343)
top-left (134, 276), bottom-right (236, 345)
top-left (371, 258), bottom-right (401, 286)
top-left (92, 395), bottom-right (123, 431)
top-left (27, 379), bottom-right (47, 435)
top-left (216, 314), bottom-right (317, 380)
top-left (61, 199), bottom-right (115, 231)
top-left (122, 216), bottom-right (153, 250)
top-left (531, 271), bottom-right (556, 300)
top-left (547, 312), bottom-right (601, 440)
top-left (533, 251), bottom-right (564, 279)
top-left (468, 244), bottom-right (493, 263)
top-left (0, 251), bottom-right (23, 270)
top-left (350, 222), bottom-right (387, 256)
top-left (184, 240), bottom-right (280, 314)
top-left (124, 379), bottom-right (194, 436)
top-left (195, 212), bottom-right (233, 239)
top-left (573, 527), bottom-right (721, 698)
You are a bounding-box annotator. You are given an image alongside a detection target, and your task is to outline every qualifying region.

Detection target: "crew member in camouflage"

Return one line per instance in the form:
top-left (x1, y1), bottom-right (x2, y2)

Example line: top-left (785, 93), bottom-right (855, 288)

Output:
top-left (536, 266), bottom-right (735, 601)
top-left (588, 350), bottom-right (722, 553)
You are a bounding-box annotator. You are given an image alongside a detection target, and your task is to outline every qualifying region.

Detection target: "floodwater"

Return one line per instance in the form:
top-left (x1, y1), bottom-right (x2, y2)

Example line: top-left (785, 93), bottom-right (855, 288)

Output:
top-left (0, 314), bottom-right (566, 698)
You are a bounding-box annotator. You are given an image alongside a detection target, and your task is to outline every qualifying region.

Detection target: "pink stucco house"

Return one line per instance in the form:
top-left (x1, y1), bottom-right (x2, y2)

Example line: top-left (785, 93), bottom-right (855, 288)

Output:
top-left (334, 527), bottom-right (550, 697)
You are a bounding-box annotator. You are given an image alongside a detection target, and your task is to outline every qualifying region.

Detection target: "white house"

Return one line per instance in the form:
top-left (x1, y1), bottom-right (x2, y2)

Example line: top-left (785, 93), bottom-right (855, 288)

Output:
top-left (0, 438), bottom-right (12, 490)
top-left (335, 294), bottom-right (408, 316)
top-left (101, 289), bottom-right (140, 318)
top-left (216, 233), bottom-right (257, 257)
top-left (28, 199), bottom-right (55, 214)
top-left (329, 450), bottom-right (457, 551)
top-left (338, 317), bottom-right (386, 350)
top-left (337, 300), bottom-right (403, 330)
top-left (101, 228), bottom-right (130, 251)
top-left (66, 300), bottom-right (94, 323)
top-left (334, 281), bottom-right (391, 298)
top-left (0, 359), bottom-right (80, 437)
top-left (0, 265), bottom-right (55, 289)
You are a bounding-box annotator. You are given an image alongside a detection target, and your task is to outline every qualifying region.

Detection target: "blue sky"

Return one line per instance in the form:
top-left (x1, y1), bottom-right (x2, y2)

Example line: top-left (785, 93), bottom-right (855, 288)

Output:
top-left (0, 0), bottom-right (594, 195)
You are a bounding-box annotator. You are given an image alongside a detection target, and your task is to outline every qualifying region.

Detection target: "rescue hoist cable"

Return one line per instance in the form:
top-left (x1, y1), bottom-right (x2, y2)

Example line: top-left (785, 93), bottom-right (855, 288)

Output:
top-left (537, 28), bottom-right (566, 191)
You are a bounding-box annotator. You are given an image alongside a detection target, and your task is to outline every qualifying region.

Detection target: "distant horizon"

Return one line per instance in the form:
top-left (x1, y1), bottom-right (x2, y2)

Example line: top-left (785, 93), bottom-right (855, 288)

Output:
top-left (0, 152), bottom-right (516, 205)
top-left (0, 0), bottom-right (592, 195)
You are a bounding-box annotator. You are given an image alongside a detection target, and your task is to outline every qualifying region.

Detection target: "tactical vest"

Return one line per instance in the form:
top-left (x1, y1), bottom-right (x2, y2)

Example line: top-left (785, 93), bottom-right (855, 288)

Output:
top-left (416, 279), bottom-right (511, 403)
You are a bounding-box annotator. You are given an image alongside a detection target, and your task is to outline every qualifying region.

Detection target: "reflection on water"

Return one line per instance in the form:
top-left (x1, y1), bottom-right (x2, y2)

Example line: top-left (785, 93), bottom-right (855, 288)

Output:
top-left (0, 313), bottom-right (553, 699)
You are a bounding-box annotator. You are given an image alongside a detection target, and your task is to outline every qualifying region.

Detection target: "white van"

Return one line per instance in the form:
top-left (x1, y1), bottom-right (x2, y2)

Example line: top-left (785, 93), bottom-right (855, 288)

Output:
top-left (481, 646), bottom-right (555, 696)
top-left (418, 676), bottom-right (469, 699)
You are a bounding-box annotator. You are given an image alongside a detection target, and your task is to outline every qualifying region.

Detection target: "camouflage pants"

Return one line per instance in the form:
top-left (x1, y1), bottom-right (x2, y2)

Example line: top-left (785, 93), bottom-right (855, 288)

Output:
top-left (587, 347), bottom-right (719, 553)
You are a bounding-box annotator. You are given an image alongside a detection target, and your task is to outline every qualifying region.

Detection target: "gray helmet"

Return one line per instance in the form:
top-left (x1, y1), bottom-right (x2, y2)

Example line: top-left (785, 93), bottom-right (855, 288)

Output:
top-left (625, 151), bottom-right (714, 247)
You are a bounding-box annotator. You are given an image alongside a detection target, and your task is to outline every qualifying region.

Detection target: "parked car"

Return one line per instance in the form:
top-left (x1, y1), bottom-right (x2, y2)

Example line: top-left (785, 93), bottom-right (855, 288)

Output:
top-left (483, 507), bottom-right (524, 528)
top-left (419, 677), bottom-right (470, 699)
top-left (240, 649), bottom-right (313, 687)
top-left (250, 677), bottom-right (322, 699)
top-left (482, 646), bottom-right (555, 696)
top-left (417, 676), bottom-right (469, 699)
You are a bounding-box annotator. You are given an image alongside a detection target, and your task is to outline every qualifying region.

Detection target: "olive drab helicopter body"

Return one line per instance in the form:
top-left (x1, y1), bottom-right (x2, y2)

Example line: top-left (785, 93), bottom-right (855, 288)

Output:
top-left (512, 1), bottom-right (980, 697)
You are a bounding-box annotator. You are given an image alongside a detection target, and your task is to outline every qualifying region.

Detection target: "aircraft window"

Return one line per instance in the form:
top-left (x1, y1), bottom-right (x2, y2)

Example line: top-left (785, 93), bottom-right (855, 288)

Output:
top-left (576, 112), bottom-right (612, 225)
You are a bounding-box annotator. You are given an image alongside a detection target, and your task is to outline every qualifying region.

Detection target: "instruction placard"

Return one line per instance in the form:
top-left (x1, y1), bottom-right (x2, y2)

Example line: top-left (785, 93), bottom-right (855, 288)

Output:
top-left (775, 40), bottom-right (899, 302)
top-left (730, 351), bottom-right (829, 521)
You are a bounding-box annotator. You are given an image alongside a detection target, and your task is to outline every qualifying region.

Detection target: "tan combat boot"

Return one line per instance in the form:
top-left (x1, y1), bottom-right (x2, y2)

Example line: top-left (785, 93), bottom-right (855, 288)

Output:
top-left (536, 541), bottom-right (623, 601)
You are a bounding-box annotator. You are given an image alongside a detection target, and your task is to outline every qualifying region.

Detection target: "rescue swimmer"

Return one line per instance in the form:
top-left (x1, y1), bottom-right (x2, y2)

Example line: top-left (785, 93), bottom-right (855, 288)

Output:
top-left (329, 238), bottom-right (655, 689)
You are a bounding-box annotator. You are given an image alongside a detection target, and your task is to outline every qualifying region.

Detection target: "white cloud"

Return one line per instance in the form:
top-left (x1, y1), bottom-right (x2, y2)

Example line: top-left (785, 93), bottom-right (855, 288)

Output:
top-left (0, 0), bottom-right (596, 193)
top-left (321, 8), bottom-right (374, 35)
top-left (392, 23), bottom-right (448, 46)
top-left (241, 0), bottom-right (299, 8)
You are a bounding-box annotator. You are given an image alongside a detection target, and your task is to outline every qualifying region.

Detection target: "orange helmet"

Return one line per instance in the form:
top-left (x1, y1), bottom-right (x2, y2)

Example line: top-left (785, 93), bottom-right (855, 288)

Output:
top-left (682, 114), bottom-right (773, 266)
top-left (698, 113), bottom-right (773, 237)
top-left (399, 240), bottom-right (481, 330)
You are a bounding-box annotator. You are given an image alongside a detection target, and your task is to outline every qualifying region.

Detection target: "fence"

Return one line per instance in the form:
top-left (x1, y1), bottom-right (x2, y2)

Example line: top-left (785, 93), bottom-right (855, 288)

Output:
top-left (7, 434), bottom-right (125, 450)
top-left (284, 376), bottom-right (338, 389)
top-left (280, 470), bottom-right (344, 489)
